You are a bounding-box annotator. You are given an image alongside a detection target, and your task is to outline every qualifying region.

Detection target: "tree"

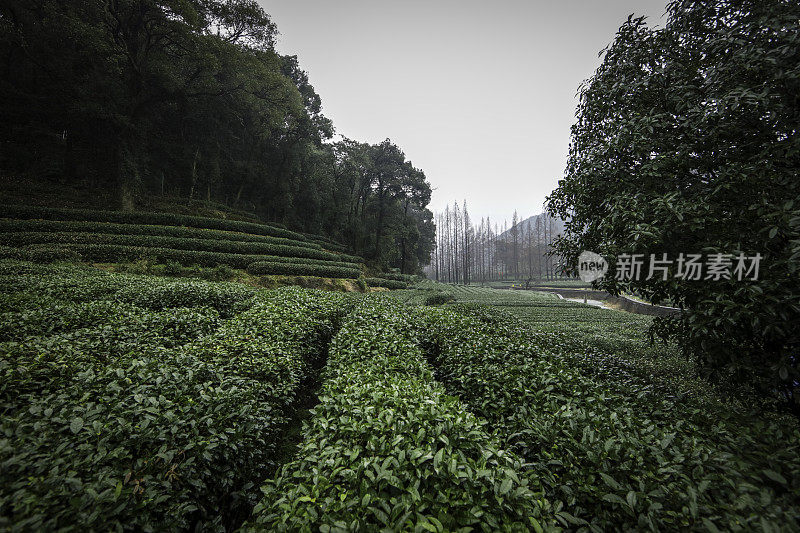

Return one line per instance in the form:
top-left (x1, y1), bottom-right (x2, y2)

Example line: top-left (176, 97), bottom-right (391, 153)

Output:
top-left (462, 200), bottom-right (471, 284)
top-left (547, 0), bottom-right (800, 413)
top-left (511, 210), bottom-right (519, 279)
top-left (0, 2), bottom-right (436, 270)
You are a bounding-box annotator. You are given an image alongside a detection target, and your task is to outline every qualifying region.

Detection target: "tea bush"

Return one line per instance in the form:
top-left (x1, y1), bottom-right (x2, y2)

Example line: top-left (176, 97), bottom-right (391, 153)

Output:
top-left (0, 204), bottom-right (305, 240)
top-left (423, 293), bottom-right (455, 306)
top-left (0, 218), bottom-right (324, 250)
top-left (377, 272), bottom-right (415, 282)
top-left (0, 231), bottom-right (351, 262)
top-left (3, 264), bottom-right (798, 531)
top-left (9, 243), bottom-right (361, 271)
top-left (0, 265), bottom-right (351, 531)
top-left (0, 299), bottom-right (139, 341)
top-left (0, 208), bottom-right (364, 271)
top-left (113, 278), bottom-right (255, 316)
top-left (419, 305), bottom-right (800, 531)
top-left (364, 277), bottom-right (407, 289)
top-left (246, 261), bottom-right (361, 279)
top-left (246, 299), bottom-right (555, 532)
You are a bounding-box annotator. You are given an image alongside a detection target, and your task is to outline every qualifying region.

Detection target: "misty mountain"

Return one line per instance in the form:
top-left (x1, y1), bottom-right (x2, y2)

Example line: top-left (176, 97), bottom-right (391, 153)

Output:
top-left (498, 213), bottom-right (564, 241)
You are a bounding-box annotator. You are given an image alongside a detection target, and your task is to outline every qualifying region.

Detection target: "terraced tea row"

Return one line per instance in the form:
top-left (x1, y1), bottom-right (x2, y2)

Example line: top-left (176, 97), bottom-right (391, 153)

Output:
top-left (3, 266), bottom-right (797, 531)
top-left (247, 260), bottom-right (361, 279)
top-left (403, 282), bottom-right (707, 399)
top-left (0, 206), bottom-right (364, 278)
top-left (0, 219), bottom-right (326, 249)
top-left (1, 204), bottom-right (305, 240)
top-left (0, 262), bottom-right (351, 531)
top-left (245, 299), bottom-right (555, 532)
top-left (419, 304), bottom-right (800, 531)
top-left (364, 277), bottom-right (409, 289)
top-left (0, 230), bottom-right (358, 262)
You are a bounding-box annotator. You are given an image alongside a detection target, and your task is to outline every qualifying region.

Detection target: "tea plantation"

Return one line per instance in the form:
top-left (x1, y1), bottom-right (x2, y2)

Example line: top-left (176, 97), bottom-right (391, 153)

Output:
top-left (0, 205), bottom-right (364, 277)
top-left (1, 262), bottom-right (798, 531)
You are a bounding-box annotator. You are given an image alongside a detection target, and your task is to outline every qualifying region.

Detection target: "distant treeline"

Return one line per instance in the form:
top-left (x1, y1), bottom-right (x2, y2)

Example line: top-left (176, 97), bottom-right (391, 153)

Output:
top-left (428, 202), bottom-right (564, 283)
top-left (0, 0), bottom-right (434, 273)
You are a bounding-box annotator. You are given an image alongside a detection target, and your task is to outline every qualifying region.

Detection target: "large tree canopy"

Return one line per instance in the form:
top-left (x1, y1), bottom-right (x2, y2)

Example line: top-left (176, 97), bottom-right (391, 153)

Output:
top-left (0, 0), bottom-right (435, 273)
top-left (548, 0), bottom-right (800, 412)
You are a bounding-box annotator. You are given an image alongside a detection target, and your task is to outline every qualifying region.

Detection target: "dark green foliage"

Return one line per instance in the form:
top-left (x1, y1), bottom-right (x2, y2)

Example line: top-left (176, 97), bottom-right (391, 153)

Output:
top-left (163, 260), bottom-right (183, 276)
top-left (419, 304), bottom-right (800, 531)
top-left (423, 293), bottom-right (454, 306)
top-left (246, 299), bottom-right (555, 532)
top-left (0, 246), bottom-right (23, 260)
top-left (0, 205), bottom-right (305, 240)
top-left (547, 0), bottom-right (800, 412)
top-left (208, 264), bottom-right (235, 281)
top-left (327, 252), bottom-right (365, 264)
top-left (21, 245), bottom-right (83, 263)
top-left (303, 233), bottom-right (349, 253)
top-left (0, 299), bottom-right (139, 342)
top-left (4, 263), bottom-right (798, 531)
top-left (378, 272), bottom-right (416, 282)
top-left (0, 231), bottom-right (350, 262)
top-left (113, 278), bottom-right (255, 317)
top-left (7, 242), bottom-right (360, 271)
top-left (0, 218), bottom-right (324, 250)
top-left (246, 261), bottom-right (361, 279)
top-left (364, 277), bottom-right (407, 289)
top-left (0, 0), bottom-right (435, 272)
top-left (0, 210), bottom-right (366, 272)
top-left (0, 262), bottom-right (350, 531)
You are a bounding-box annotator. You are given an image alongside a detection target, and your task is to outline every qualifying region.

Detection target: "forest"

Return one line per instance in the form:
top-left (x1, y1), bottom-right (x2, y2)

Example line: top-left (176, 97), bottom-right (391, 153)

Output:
top-left (0, 0), bottom-right (435, 273)
top-left (428, 204), bottom-right (565, 284)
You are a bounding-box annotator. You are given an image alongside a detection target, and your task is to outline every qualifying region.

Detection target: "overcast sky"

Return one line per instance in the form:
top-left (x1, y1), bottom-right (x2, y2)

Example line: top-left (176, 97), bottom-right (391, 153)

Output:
top-left (259, 0), bottom-right (668, 224)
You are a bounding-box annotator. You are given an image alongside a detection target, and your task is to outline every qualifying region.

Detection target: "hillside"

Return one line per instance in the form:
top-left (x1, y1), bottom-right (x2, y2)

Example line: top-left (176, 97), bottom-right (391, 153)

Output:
top-left (0, 2), bottom-right (435, 275)
top-left (498, 213), bottom-right (565, 241)
top-left (0, 204), bottom-right (366, 277)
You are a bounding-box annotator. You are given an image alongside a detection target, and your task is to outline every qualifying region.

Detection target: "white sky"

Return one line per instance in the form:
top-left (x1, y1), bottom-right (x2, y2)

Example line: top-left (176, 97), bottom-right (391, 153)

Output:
top-left (259, 0), bottom-right (668, 224)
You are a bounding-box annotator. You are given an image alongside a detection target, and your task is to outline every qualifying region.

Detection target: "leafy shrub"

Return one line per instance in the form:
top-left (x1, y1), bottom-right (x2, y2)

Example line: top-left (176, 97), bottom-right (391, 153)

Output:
top-left (0, 306), bottom-right (222, 404)
top-left (0, 218), bottom-right (324, 250)
top-left (0, 299), bottom-right (139, 342)
top-left (3, 242), bottom-right (361, 270)
top-left (246, 299), bottom-right (555, 532)
top-left (301, 232), bottom-right (350, 253)
top-left (332, 252), bottom-right (364, 264)
top-left (0, 231), bottom-right (353, 262)
top-left (377, 272), bottom-right (415, 282)
top-left (420, 305), bottom-right (800, 531)
top-left (423, 293), bottom-right (454, 306)
top-left (0, 262), bottom-right (127, 303)
top-left (207, 263), bottom-right (234, 281)
top-left (312, 239), bottom-right (348, 253)
top-left (0, 273), bottom-right (349, 531)
top-left (364, 277), bottom-right (407, 289)
top-left (246, 261), bottom-right (360, 279)
top-left (114, 278), bottom-right (254, 317)
top-left (163, 260), bottom-right (183, 276)
top-left (23, 244), bottom-right (83, 263)
top-left (0, 204), bottom-right (306, 240)
top-left (0, 246), bottom-right (23, 260)
top-left (116, 258), bottom-right (158, 274)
